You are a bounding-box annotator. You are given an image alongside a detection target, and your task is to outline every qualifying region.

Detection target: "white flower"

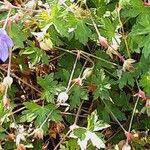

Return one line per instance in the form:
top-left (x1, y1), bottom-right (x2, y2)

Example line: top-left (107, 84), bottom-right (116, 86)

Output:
top-left (15, 125), bottom-right (27, 145)
top-left (33, 128), bottom-right (44, 139)
top-left (106, 33), bottom-right (122, 58)
top-left (122, 59), bottom-right (135, 72)
top-left (39, 38), bottom-right (53, 50)
top-left (57, 92), bottom-right (68, 103)
top-left (31, 24), bottom-right (51, 41)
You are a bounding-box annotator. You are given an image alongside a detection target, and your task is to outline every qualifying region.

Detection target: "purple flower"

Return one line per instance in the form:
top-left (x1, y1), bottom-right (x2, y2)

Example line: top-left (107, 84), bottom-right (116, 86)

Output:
top-left (0, 29), bottom-right (13, 62)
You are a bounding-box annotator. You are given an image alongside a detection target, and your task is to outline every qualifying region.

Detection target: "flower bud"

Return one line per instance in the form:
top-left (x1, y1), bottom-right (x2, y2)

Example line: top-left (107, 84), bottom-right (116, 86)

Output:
top-left (82, 68), bottom-right (93, 79)
top-left (72, 78), bottom-right (83, 86)
top-left (57, 92), bottom-right (68, 103)
top-left (97, 36), bottom-right (108, 48)
top-left (122, 143), bottom-right (131, 150)
top-left (125, 132), bottom-right (133, 141)
top-left (33, 128), bottom-right (44, 139)
top-left (134, 90), bottom-right (147, 100)
top-left (2, 96), bottom-right (10, 109)
top-left (3, 76), bottom-right (13, 87)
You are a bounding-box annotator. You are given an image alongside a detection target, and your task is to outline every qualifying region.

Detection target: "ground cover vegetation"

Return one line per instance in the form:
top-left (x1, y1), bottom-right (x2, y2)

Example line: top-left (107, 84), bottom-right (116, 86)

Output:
top-left (0, 0), bottom-right (150, 149)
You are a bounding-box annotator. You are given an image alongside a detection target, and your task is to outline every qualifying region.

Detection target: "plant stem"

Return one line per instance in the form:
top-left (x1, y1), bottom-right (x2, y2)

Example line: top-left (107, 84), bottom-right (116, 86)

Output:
top-left (128, 96), bottom-right (139, 133)
top-left (53, 130), bottom-right (71, 150)
top-left (117, 8), bottom-right (131, 58)
top-left (39, 110), bottom-right (53, 129)
top-left (3, 9), bottom-right (11, 30)
top-left (84, 3), bottom-right (101, 39)
top-left (128, 80), bottom-right (141, 133)
top-left (54, 101), bottom-right (83, 150)
top-left (55, 46), bottom-right (117, 66)
top-left (81, 51), bottom-right (117, 66)
top-left (74, 100), bottom-right (84, 125)
top-left (7, 48), bottom-right (12, 77)
top-left (101, 98), bottom-right (127, 133)
top-left (66, 53), bottom-right (78, 92)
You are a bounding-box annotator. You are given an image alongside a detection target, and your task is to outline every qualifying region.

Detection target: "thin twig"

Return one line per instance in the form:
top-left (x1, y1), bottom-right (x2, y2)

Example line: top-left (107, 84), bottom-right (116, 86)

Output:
top-left (39, 109), bottom-right (55, 129)
top-left (66, 53), bottom-right (78, 92)
top-left (53, 130), bottom-right (71, 150)
top-left (10, 106), bottom-right (25, 115)
top-left (128, 96), bottom-right (139, 133)
top-left (61, 112), bottom-right (87, 118)
top-left (50, 53), bottom-right (66, 62)
top-left (55, 46), bottom-right (117, 66)
top-left (0, 66), bottom-right (42, 94)
top-left (117, 7), bottom-right (131, 58)
top-left (54, 101), bottom-right (84, 150)
top-left (74, 101), bottom-right (84, 125)
top-left (101, 98), bottom-right (127, 133)
top-left (3, 9), bottom-right (11, 30)
top-left (128, 80), bottom-right (141, 133)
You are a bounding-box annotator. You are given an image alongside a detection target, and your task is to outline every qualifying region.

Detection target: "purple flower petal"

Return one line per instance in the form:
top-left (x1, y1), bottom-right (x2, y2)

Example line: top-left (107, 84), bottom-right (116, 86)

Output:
top-left (0, 29), bottom-right (7, 35)
top-left (0, 28), bottom-right (13, 62)
top-left (0, 34), bottom-right (13, 48)
top-left (0, 41), bottom-right (9, 62)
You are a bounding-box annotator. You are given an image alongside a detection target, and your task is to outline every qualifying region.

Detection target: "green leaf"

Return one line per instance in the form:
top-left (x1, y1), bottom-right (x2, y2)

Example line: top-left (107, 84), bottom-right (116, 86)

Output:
top-left (119, 0), bottom-right (131, 7)
top-left (9, 23), bottom-right (27, 48)
top-left (140, 72), bottom-right (150, 96)
top-left (140, 35), bottom-right (150, 58)
top-left (48, 25), bottom-right (63, 46)
top-left (37, 74), bottom-right (64, 103)
top-left (121, 0), bottom-right (145, 18)
top-left (20, 102), bottom-right (62, 128)
top-left (92, 69), bottom-right (111, 99)
top-left (100, 18), bottom-right (116, 40)
top-left (53, 18), bottom-right (69, 37)
top-left (75, 20), bottom-right (92, 45)
top-left (111, 106), bottom-right (127, 121)
top-left (90, 0), bottom-right (106, 17)
top-left (110, 92), bottom-right (131, 111)
top-left (118, 72), bottom-right (135, 89)
top-left (73, 128), bottom-right (87, 140)
top-left (20, 44), bottom-right (49, 66)
top-left (60, 139), bottom-right (80, 150)
top-left (50, 2), bottom-right (69, 37)
top-left (87, 110), bottom-right (110, 132)
top-left (130, 14), bottom-right (150, 36)
top-left (129, 14), bottom-right (150, 58)
top-left (70, 85), bottom-right (88, 108)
